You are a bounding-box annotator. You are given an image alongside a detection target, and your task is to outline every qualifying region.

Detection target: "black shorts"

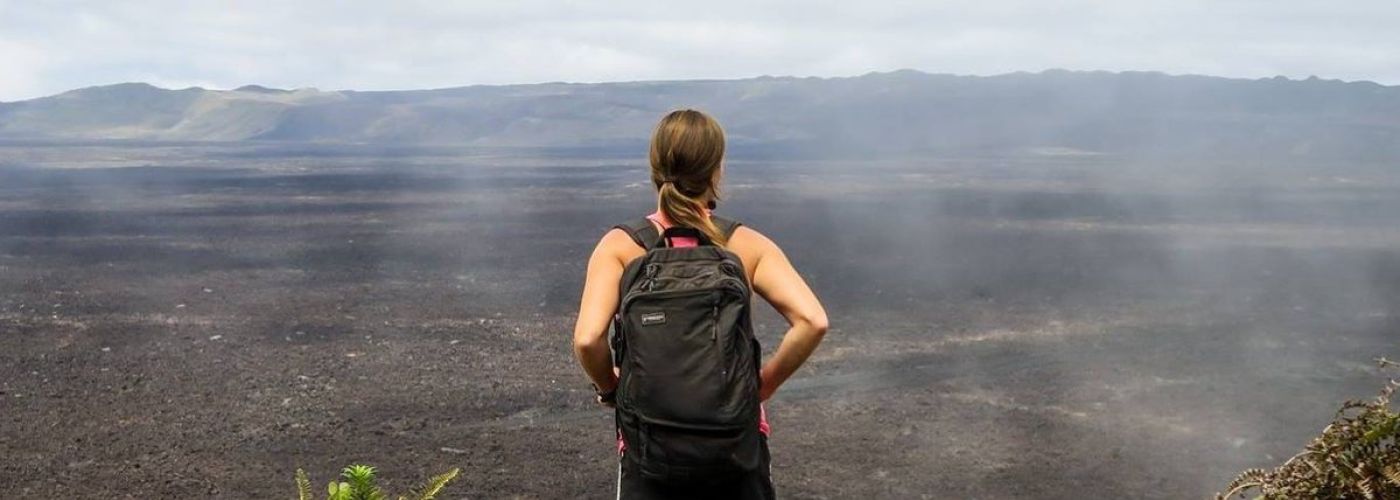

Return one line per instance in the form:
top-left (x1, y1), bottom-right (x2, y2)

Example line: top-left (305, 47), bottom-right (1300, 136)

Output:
top-left (617, 436), bottom-right (775, 500)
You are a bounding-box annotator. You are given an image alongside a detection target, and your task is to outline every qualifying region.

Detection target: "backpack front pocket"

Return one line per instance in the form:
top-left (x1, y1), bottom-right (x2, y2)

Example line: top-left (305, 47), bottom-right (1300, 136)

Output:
top-left (620, 288), bottom-right (756, 425)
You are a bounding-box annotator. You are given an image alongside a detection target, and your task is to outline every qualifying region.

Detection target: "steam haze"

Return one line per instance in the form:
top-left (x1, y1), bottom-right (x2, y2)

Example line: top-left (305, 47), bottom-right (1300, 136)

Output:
top-left (3, 1), bottom-right (1400, 498)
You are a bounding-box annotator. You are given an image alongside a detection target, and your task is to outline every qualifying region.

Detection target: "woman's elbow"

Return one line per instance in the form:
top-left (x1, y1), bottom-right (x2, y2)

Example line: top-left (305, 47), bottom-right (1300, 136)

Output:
top-left (803, 310), bottom-right (829, 338)
top-left (572, 330), bottom-right (608, 356)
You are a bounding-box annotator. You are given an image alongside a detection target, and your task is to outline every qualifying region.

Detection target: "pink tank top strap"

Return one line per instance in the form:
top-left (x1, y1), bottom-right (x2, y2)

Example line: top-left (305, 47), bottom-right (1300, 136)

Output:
top-left (645, 211), bottom-right (700, 247)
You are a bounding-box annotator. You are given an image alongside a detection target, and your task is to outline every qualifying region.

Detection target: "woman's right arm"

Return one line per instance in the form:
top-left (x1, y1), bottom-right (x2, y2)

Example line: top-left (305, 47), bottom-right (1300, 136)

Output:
top-left (746, 228), bottom-right (829, 401)
top-left (572, 230), bottom-right (628, 395)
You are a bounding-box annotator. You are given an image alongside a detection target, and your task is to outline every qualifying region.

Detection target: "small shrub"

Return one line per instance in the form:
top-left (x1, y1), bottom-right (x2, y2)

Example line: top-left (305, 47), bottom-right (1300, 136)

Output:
top-left (295, 464), bottom-right (460, 500)
top-left (1218, 358), bottom-right (1400, 499)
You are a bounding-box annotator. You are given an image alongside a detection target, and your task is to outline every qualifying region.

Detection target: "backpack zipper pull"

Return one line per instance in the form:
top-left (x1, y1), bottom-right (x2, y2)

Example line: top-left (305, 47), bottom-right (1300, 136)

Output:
top-left (711, 300), bottom-right (719, 342)
top-left (644, 263), bottom-right (659, 291)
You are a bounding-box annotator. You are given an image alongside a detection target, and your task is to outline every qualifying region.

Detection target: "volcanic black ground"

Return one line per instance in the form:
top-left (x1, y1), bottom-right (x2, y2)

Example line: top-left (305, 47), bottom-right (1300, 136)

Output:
top-left (1, 143), bottom-right (1398, 498)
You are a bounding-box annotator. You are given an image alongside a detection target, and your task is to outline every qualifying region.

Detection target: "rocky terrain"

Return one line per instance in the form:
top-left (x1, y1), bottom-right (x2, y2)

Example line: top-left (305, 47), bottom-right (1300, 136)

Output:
top-left (1, 143), bottom-right (1398, 498)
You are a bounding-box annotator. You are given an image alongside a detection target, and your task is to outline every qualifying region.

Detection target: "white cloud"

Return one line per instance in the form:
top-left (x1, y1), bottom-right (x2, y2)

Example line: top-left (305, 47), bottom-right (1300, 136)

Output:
top-left (0, 0), bottom-right (1398, 101)
top-left (0, 39), bottom-right (51, 101)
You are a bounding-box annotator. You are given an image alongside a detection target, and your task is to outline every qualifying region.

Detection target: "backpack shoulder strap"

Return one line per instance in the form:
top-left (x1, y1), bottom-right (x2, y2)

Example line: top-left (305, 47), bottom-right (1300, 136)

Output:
top-left (712, 214), bottom-right (743, 241)
top-left (615, 215), bottom-right (742, 249)
top-left (614, 217), bottom-right (661, 250)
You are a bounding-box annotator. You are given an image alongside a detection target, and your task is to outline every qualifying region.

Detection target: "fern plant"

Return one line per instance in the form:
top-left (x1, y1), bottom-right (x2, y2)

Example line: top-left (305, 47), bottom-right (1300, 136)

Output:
top-left (295, 464), bottom-right (460, 500)
top-left (1218, 358), bottom-right (1400, 499)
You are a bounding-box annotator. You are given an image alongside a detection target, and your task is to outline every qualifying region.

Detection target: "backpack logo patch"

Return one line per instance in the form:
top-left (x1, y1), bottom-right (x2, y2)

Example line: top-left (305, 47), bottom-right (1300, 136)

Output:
top-left (640, 312), bottom-right (666, 326)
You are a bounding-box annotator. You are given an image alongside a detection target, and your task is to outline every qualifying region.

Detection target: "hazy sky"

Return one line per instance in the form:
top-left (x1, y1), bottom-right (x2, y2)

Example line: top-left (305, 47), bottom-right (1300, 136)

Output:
top-left (2, 1), bottom-right (1397, 101)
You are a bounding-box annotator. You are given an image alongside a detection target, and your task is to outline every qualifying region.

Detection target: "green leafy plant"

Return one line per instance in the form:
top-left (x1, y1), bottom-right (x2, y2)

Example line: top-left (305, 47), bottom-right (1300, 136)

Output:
top-left (1218, 358), bottom-right (1400, 499)
top-left (295, 464), bottom-right (460, 500)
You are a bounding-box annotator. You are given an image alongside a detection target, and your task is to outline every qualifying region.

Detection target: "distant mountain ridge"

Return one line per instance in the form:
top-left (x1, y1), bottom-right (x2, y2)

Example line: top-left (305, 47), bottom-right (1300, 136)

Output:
top-left (2, 69), bottom-right (1398, 160)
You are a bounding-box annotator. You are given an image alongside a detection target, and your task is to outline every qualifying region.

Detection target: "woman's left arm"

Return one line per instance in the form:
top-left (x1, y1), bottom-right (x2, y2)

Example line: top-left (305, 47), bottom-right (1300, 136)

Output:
top-left (572, 229), bottom-right (629, 394)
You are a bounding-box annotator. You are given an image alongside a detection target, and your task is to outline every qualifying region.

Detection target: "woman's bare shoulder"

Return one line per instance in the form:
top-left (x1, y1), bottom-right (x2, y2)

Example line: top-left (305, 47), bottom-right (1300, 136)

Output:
top-left (596, 227), bottom-right (645, 265)
top-left (731, 225), bottom-right (777, 251)
top-left (596, 227), bottom-right (635, 251)
top-left (728, 225), bottom-right (781, 274)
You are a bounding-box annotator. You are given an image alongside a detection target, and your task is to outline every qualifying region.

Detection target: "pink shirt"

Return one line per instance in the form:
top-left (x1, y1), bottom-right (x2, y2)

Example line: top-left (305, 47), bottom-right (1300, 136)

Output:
top-left (618, 211), bottom-right (770, 454)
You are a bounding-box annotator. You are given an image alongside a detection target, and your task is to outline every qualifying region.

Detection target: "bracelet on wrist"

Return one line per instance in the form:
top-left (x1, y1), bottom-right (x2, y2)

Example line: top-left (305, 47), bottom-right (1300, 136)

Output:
top-left (592, 383), bottom-right (617, 404)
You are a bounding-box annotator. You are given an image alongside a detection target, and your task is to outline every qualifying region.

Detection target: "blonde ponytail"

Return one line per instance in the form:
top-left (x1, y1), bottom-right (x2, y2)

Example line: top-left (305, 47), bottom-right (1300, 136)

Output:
top-left (658, 180), bottom-right (726, 246)
top-left (648, 109), bottom-right (728, 246)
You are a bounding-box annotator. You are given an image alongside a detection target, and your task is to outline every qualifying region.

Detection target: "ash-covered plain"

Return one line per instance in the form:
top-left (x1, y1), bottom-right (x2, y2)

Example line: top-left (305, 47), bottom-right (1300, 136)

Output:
top-left (1, 143), bottom-right (1398, 498)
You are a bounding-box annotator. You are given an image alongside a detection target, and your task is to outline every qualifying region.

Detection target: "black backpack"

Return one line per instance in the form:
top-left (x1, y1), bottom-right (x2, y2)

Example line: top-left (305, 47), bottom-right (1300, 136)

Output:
top-left (610, 215), bottom-right (764, 483)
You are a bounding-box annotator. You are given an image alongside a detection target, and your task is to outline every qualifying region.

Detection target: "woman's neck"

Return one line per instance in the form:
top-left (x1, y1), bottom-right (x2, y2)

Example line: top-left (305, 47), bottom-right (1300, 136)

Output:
top-left (650, 202), bottom-right (713, 226)
top-left (654, 196), bottom-right (714, 215)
